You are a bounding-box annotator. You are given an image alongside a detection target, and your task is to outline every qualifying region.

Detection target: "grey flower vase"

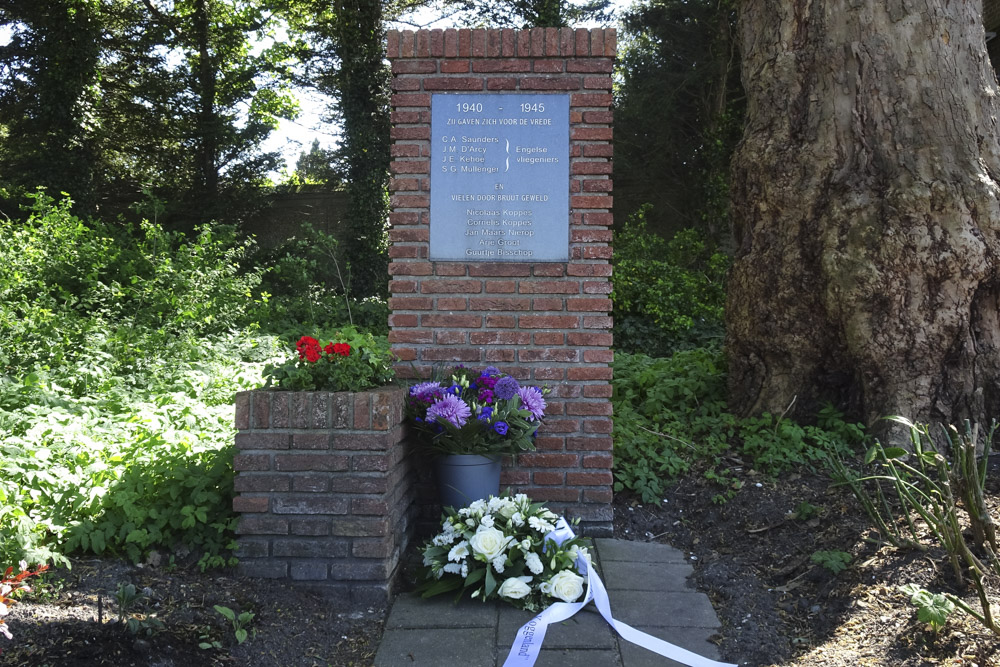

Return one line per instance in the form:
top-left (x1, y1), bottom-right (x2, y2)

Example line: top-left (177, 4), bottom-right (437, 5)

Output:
top-left (434, 454), bottom-right (502, 509)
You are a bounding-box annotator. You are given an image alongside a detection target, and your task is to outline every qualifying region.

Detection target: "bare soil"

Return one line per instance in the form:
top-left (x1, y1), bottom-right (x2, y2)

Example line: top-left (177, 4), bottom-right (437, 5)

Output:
top-left (4, 459), bottom-right (1000, 666)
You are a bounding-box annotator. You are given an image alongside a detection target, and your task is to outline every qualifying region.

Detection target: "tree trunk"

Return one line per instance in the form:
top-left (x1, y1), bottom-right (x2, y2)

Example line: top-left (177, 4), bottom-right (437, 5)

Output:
top-left (727, 0), bottom-right (1000, 438)
top-left (194, 0), bottom-right (218, 207)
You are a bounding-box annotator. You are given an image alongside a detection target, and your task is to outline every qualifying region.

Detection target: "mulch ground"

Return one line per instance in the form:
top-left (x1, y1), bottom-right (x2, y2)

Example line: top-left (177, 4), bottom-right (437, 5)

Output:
top-left (4, 457), bottom-right (1000, 666)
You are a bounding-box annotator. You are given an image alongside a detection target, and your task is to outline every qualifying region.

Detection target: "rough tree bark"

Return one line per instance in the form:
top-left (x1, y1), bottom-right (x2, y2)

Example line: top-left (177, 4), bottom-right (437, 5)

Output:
top-left (727, 0), bottom-right (1000, 437)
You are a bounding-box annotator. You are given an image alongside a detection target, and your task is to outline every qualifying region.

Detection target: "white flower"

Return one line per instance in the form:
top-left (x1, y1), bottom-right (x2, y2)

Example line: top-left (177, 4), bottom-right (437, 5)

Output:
top-left (468, 499), bottom-right (487, 515)
top-left (487, 496), bottom-right (505, 513)
top-left (520, 538), bottom-right (532, 552)
top-left (497, 500), bottom-right (518, 520)
top-left (466, 518), bottom-right (476, 527)
top-left (480, 514), bottom-right (495, 528)
top-left (514, 493), bottom-right (529, 504)
top-left (529, 516), bottom-right (554, 533)
top-left (443, 563), bottom-right (462, 574)
top-left (525, 552), bottom-right (544, 575)
top-left (498, 576), bottom-right (533, 600)
top-left (469, 526), bottom-right (510, 560)
top-left (492, 555), bottom-right (506, 573)
top-left (448, 540), bottom-right (470, 562)
top-left (511, 512), bottom-right (525, 527)
top-left (461, 563), bottom-right (469, 578)
top-left (433, 528), bottom-right (459, 546)
top-left (541, 570), bottom-right (585, 602)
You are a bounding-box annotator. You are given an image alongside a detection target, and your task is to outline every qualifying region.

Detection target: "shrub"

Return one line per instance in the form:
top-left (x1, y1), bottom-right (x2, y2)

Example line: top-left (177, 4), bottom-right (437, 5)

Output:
top-left (0, 191), bottom-right (264, 378)
top-left (612, 348), bottom-right (864, 503)
top-left (0, 193), bottom-right (287, 567)
top-left (612, 205), bottom-right (728, 357)
top-left (250, 224), bottom-right (389, 336)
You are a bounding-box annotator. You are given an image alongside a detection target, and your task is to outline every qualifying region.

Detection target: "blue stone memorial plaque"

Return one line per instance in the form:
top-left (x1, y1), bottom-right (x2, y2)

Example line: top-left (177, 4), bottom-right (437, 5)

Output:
top-left (430, 93), bottom-right (570, 262)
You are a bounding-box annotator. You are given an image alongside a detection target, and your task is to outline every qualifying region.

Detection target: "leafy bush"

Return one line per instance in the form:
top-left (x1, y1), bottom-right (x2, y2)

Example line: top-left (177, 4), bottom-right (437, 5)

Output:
top-left (251, 224), bottom-right (389, 336)
top-left (612, 205), bottom-right (728, 357)
top-left (0, 193), bottom-right (288, 567)
top-left (0, 332), bottom-right (283, 568)
top-left (0, 191), bottom-right (264, 379)
top-left (612, 347), bottom-right (864, 503)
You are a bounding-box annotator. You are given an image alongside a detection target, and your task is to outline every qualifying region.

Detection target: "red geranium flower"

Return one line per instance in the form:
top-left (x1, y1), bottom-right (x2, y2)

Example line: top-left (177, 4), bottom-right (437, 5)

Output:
top-left (333, 343), bottom-right (351, 357)
top-left (296, 335), bottom-right (322, 362)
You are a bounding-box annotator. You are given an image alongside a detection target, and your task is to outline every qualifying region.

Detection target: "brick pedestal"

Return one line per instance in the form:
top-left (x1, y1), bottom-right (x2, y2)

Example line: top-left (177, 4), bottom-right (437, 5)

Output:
top-left (232, 388), bottom-right (415, 605)
top-left (386, 28), bottom-right (616, 535)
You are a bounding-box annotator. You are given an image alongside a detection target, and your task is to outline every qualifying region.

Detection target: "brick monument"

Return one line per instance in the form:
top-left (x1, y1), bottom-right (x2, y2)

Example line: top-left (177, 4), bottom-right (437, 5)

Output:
top-left (386, 27), bottom-right (615, 535)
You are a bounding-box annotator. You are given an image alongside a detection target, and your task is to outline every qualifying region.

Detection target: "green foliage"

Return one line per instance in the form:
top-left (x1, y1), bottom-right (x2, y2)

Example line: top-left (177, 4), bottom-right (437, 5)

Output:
top-left (810, 550), bottom-right (851, 574)
top-left (0, 0), bottom-right (102, 213)
top-left (612, 206), bottom-right (729, 357)
top-left (263, 329), bottom-right (395, 392)
top-left (214, 604), bottom-right (255, 644)
top-left (900, 584), bottom-right (956, 632)
top-left (115, 582), bottom-right (164, 636)
top-left (612, 348), bottom-right (865, 504)
top-left (831, 419), bottom-right (1000, 635)
top-left (251, 224), bottom-right (389, 335)
top-left (0, 193), bottom-right (287, 567)
top-left (294, 0), bottom-right (391, 299)
top-left (430, 0), bottom-right (612, 28)
top-left (615, 0), bottom-right (743, 238)
top-left (0, 191), bottom-right (264, 377)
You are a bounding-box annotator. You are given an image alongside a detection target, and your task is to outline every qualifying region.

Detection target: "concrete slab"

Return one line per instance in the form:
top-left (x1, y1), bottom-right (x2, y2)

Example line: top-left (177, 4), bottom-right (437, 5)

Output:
top-left (385, 592), bottom-right (498, 629)
top-left (601, 560), bottom-right (695, 592)
top-left (536, 648), bottom-right (621, 666)
top-left (594, 538), bottom-right (687, 564)
top-left (497, 606), bottom-right (616, 650)
top-left (375, 539), bottom-right (731, 667)
top-left (374, 627), bottom-right (496, 666)
top-left (618, 625), bottom-right (723, 667)
top-left (604, 590), bottom-right (721, 629)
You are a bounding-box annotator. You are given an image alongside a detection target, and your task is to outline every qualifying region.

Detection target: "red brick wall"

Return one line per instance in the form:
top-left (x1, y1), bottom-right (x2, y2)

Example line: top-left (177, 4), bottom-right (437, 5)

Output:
top-left (386, 28), bottom-right (615, 535)
top-left (232, 388), bottom-right (416, 605)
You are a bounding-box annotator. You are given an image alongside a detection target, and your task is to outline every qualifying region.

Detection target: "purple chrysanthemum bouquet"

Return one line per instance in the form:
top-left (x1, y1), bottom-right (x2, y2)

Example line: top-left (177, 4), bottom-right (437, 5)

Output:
top-left (405, 366), bottom-right (549, 456)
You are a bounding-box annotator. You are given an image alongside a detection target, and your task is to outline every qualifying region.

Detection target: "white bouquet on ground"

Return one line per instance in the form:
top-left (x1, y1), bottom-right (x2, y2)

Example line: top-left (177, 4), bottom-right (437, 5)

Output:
top-left (417, 493), bottom-right (592, 612)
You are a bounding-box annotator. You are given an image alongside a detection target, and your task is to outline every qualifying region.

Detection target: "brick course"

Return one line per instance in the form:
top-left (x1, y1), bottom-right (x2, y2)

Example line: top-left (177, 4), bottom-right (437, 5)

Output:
top-left (233, 388), bottom-right (416, 606)
top-left (387, 28), bottom-right (615, 535)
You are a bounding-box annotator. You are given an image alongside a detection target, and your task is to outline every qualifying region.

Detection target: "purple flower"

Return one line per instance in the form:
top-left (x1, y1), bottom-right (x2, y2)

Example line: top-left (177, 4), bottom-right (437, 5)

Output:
top-left (426, 394), bottom-right (472, 428)
top-left (494, 376), bottom-right (520, 400)
top-left (478, 389), bottom-right (494, 404)
top-left (494, 421), bottom-right (509, 436)
top-left (517, 386), bottom-right (546, 421)
top-left (482, 366), bottom-right (500, 377)
top-left (478, 406), bottom-right (493, 421)
top-left (409, 381), bottom-right (443, 399)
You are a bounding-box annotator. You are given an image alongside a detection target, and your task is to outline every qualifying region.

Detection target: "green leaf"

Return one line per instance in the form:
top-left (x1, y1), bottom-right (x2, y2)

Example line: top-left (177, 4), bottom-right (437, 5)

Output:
top-left (235, 628), bottom-right (248, 644)
top-left (917, 594), bottom-right (954, 630)
top-left (864, 445), bottom-right (879, 465)
top-left (214, 605), bottom-right (236, 622)
top-left (882, 447), bottom-right (908, 460)
top-left (485, 566), bottom-right (497, 598)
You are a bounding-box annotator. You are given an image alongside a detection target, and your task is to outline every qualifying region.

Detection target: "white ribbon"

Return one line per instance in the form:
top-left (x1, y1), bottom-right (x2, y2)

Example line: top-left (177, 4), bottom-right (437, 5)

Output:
top-left (502, 518), bottom-right (737, 667)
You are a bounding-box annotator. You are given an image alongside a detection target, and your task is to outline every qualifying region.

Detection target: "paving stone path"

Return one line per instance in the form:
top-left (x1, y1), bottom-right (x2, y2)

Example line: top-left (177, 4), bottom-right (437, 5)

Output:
top-left (374, 539), bottom-right (727, 667)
